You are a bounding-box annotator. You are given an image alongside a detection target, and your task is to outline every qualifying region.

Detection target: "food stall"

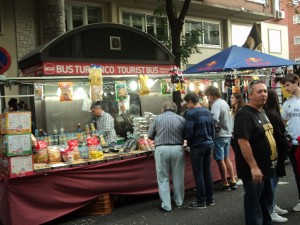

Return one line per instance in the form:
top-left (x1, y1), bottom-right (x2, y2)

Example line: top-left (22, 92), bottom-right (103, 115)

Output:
top-left (0, 23), bottom-right (236, 225)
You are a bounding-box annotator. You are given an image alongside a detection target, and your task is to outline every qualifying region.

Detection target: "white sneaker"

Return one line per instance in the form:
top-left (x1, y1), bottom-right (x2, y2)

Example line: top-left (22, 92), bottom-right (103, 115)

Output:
top-left (292, 202), bottom-right (300, 212)
top-left (274, 205), bottom-right (288, 215)
top-left (236, 179), bottom-right (243, 186)
top-left (271, 212), bottom-right (288, 223)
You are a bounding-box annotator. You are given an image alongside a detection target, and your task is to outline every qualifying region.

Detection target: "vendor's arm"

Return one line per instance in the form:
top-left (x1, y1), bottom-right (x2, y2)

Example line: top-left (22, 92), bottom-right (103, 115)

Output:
top-left (238, 138), bottom-right (263, 184)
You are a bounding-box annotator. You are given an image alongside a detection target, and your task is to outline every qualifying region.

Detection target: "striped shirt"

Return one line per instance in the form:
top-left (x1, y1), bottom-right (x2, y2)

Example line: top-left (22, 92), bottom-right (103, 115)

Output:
top-left (95, 111), bottom-right (117, 145)
top-left (148, 111), bottom-right (185, 147)
top-left (183, 107), bottom-right (215, 148)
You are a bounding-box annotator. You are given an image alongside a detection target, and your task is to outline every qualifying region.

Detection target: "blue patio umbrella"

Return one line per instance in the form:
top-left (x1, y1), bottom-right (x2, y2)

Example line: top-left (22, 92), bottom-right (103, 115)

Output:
top-left (183, 45), bottom-right (299, 74)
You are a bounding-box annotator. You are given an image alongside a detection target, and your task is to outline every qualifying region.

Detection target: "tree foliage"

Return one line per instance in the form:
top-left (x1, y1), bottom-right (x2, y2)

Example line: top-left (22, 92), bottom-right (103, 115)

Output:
top-left (154, 0), bottom-right (202, 67)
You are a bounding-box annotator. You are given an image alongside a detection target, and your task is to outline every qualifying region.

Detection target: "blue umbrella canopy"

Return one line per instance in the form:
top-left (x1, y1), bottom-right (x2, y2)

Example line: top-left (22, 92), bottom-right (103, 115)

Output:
top-left (183, 45), bottom-right (299, 74)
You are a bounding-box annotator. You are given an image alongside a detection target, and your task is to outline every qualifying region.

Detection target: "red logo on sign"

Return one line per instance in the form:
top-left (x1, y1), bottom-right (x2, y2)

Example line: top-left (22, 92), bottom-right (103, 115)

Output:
top-left (207, 61), bottom-right (217, 67)
top-left (44, 63), bottom-right (55, 74)
top-left (247, 58), bottom-right (262, 63)
top-left (0, 47), bottom-right (12, 74)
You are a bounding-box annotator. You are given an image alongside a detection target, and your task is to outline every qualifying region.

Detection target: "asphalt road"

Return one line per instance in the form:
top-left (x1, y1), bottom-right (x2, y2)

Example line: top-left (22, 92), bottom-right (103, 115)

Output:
top-left (44, 162), bottom-right (299, 225)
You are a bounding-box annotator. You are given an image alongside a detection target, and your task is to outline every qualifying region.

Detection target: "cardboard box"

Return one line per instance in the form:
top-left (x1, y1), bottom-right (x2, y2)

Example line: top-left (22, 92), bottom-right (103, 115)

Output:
top-left (0, 155), bottom-right (34, 178)
top-left (1, 112), bottom-right (32, 134)
top-left (2, 133), bottom-right (32, 156)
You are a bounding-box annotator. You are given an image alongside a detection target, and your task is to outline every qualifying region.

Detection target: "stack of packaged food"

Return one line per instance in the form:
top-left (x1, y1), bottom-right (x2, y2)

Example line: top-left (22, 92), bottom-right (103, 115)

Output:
top-left (0, 111), bottom-right (33, 179)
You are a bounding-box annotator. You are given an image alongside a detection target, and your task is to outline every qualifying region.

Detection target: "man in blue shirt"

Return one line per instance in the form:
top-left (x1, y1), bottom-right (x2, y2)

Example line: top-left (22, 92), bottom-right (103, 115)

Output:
top-left (183, 92), bottom-right (215, 209)
top-left (148, 101), bottom-right (185, 212)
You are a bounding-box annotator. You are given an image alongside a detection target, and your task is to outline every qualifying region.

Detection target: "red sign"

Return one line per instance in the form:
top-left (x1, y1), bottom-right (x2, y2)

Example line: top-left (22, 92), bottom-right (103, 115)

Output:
top-left (0, 47), bottom-right (12, 74)
top-left (22, 62), bottom-right (173, 76)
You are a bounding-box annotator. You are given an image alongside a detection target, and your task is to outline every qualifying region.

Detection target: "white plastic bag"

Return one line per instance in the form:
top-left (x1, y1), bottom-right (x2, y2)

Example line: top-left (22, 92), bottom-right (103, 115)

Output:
top-left (81, 93), bottom-right (92, 112)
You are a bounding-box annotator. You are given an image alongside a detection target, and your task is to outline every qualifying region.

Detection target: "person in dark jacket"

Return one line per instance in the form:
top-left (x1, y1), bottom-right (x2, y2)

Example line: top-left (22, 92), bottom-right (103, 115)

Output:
top-left (264, 88), bottom-right (289, 223)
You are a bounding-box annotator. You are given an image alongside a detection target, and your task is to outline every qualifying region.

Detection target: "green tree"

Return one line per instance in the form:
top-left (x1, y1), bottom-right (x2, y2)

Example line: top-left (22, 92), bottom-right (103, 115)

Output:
top-left (155, 0), bottom-right (202, 67)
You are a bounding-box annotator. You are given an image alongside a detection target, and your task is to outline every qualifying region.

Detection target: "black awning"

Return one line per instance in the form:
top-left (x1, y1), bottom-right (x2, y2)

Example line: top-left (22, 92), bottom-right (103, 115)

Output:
top-left (18, 23), bottom-right (175, 71)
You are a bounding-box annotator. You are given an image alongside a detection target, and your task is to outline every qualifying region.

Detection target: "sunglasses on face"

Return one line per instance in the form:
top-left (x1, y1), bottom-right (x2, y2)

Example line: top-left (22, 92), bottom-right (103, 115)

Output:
top-left (249, 80), bottom-right (264, 89)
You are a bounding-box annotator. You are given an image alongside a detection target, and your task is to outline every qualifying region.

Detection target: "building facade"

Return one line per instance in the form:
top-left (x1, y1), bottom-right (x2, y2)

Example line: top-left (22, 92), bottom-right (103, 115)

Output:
top-left (0, 0), bottom-right (293, 100)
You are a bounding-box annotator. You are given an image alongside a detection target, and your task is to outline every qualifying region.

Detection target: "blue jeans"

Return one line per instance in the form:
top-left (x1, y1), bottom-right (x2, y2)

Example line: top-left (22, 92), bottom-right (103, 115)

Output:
top-left (269, 175), bottom-right (279, 213)
top-left (213, 137), bottom-right (230, 160)
top-left (190, 144), bottom-right (214, 204)
top-left (243, 178), bottom-right (273, 225)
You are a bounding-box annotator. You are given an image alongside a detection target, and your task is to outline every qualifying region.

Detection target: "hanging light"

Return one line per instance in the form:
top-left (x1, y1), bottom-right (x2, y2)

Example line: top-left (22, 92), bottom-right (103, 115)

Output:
top-left (189, 82), bottom-right (195, 91)
top-left (129, 80), bottom-right (138, 91)
top-left (199, 83), bottom-right (205, 91)
top-left (56, 88), bottom-right (61, 97)
top-left (74, 87), bottom-right (85, 100)
top-left (147, 79), bottom-right (155, 88)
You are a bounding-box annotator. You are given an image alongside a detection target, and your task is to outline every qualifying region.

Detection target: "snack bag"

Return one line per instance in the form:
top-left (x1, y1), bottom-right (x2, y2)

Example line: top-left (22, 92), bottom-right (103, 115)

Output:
top-left (58, 82), bottom-right (73, 101)
top-left (86, 137), bottom-right (103, 159)
top-left (115, 81), bottom-right (127, 100)
top-left (67, 139), bottom-right (80, 160)
top-left (34, 140), bottom-right (48, 163)
top-left (61, 147), bottom-right (74, 163)
top-left (139, 75), bottom-right (150, 96)
top-left (48, 146), bottom-right (62, 162)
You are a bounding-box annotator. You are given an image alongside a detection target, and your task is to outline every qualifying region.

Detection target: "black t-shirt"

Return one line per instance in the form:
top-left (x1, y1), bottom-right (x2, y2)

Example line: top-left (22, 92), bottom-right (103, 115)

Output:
top-left (234, 105), bottom-right (277, 180)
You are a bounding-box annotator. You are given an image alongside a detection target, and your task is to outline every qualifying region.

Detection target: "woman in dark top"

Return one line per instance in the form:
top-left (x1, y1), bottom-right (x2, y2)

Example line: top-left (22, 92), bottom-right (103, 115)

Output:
top-left (264, 88), bottom-right (289, 222)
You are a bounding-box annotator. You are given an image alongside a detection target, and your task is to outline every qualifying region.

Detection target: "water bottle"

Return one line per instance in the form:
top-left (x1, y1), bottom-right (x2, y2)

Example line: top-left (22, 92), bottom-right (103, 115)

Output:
top-left (34, 129), bottom-right (39, 137)
top-left (60, 125), bottom-right (64, 134)
top-left (53, 126), bottom-right (58, 135)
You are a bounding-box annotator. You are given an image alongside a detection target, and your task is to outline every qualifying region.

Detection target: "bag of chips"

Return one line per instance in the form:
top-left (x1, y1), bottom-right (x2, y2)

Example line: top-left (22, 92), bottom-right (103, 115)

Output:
top-left (34, 140), bottom-right (48, 163)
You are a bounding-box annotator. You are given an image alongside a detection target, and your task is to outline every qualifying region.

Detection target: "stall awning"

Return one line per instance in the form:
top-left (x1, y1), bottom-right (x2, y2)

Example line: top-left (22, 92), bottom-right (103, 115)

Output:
top-left (18, 23), bottom-right (175, 77)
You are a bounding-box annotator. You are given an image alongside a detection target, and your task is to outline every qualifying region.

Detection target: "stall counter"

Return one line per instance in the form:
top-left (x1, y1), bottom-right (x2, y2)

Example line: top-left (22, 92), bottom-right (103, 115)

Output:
top-left (0, 150), bottom-right (235, 225)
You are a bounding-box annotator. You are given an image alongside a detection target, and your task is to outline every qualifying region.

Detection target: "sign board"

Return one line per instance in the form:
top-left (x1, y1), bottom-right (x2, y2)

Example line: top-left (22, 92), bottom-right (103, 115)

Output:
top-left (21, 62), bottom-right (173, 76)
top-left (0, 47), bottom-right (11, 74)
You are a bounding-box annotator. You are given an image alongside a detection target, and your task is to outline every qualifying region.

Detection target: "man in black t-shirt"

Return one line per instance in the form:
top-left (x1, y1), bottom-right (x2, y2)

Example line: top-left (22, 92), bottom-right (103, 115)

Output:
top-left (234, 80), bottom-right (277, 225)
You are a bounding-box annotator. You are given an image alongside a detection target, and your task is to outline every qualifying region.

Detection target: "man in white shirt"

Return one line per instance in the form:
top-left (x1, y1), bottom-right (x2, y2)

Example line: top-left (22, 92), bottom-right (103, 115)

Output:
top-left (281, 73), bottom-right (300, 212)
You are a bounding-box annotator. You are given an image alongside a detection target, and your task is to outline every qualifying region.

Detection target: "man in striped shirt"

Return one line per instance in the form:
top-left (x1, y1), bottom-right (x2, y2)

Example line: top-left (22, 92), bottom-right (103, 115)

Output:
top-left (183, 92), bottom-right (215, 209)
top-left (148, 101), bottom-right (186, 212)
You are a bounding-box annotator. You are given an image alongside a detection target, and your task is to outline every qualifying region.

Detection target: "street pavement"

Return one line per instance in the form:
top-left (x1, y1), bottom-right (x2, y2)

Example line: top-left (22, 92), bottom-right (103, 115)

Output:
top-left (44, 162), bottom-right (299, 225)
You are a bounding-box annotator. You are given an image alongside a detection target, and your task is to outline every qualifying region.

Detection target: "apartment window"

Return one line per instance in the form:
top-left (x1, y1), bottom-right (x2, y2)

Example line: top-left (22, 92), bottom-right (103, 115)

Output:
top-left (292, 0), bottom-right (299, 6)
top-left (122, 12), bottom-right (168, 38)
top-left (65, 3), bottom-right (103, 31)
top-left (269, 29), bottom-right (282, 53)
top-left (185, 20), bottom-right (221, 46)
top-left (294, 36), bottom-right (300, 45)
top-left (293, 15), bottom-right (300, 24)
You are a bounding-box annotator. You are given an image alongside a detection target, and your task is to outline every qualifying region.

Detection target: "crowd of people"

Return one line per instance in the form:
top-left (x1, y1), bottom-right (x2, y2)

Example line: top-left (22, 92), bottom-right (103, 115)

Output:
top-left (148, 73), bottom-right (300, 225)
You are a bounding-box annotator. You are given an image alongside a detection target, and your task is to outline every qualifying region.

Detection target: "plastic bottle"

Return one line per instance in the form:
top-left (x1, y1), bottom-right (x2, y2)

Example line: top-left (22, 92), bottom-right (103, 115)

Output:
top-left (53, 126), bottom-right (58, 135)
top-left (90, 123), bottom-right (96, 133)
top-left (85, 124), bottom-right (90, 134)
top-left (77, 123), bottom-right (82, 133)
top-left (100, 134), bottom-right (106, 147)
top-left (34, 129), bottom-right (39, 137)
top-left (60, 125), bottom-right (64, 134)
top-left (48, 135), bottom-right (53, 146)
top-left (80, 140), bottom-right (89, 159)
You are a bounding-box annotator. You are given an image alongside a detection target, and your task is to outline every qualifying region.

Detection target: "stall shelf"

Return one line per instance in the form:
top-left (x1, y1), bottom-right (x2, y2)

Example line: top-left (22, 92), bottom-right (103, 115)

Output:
top-left (0, 150), bottom-right (235, 225)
